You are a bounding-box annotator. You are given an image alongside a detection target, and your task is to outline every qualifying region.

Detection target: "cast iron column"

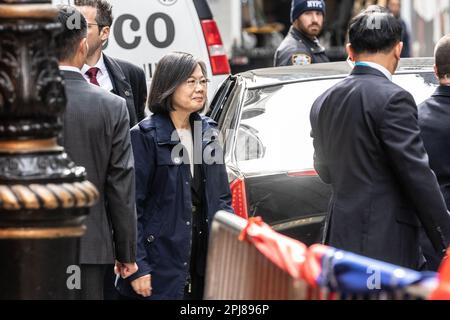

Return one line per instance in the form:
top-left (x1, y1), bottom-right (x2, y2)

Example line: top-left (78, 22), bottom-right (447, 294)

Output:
top-left (0, 0), bottom-right (98, 299)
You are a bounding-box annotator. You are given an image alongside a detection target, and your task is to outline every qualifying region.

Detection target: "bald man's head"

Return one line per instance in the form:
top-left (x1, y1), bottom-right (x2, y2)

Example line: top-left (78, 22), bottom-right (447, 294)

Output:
top-left (435, 35), bottom-right (450, 80)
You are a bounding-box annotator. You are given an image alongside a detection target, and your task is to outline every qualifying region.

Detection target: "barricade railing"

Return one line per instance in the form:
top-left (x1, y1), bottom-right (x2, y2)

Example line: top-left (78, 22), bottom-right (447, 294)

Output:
top-left (204, 211), bottom-right (448, 300)
top-left (204, 211), bottom-right (308, 299)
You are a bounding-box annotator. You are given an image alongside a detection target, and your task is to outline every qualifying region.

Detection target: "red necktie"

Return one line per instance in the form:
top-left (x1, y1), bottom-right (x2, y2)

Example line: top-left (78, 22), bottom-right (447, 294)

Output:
top-left (85, 67), bottom-right (100, 86)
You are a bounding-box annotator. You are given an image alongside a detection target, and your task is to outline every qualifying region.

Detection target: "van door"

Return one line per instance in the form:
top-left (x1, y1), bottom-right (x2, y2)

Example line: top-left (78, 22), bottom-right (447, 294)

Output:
top-left (51, 0), bottom-right (230, 98)
top-left (104, 0), bottom-right (229, 98)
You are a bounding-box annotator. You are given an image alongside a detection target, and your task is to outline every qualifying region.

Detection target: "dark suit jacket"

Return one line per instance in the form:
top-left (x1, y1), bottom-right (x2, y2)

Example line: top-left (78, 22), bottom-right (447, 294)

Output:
top-left (419, 86), bottom-right (450, 206)
top-left (104, 54), bottom-right (147, 126)
top-left (419, 86), bottom-right (450, 269)
top-left (60, 70), bottom-right (137, 264)
top-left (310, 65), bottom-right (450, 269)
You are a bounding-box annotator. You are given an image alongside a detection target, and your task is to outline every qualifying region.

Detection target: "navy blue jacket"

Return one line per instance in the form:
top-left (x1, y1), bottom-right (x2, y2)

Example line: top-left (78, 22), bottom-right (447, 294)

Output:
top-left (117, 112), bottom-right (233, 299)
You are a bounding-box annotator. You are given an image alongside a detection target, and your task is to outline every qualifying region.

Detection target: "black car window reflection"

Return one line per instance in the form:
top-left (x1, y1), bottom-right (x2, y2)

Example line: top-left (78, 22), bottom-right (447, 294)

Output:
top-left (236, 124), bottom-right (266, 161)
top-left (237, 86), bottom-right (283, 161)
top-left (234, 72), bottom-right (436, 172)
top-left (235, 80), bottom-right (340, 169)
top-left (393, 72), bottom-right (437, 105)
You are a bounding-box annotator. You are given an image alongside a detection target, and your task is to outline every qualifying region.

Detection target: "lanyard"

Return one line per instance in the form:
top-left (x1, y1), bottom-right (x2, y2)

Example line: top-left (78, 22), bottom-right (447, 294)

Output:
top-left (355, 62), bottom-right (371, 67)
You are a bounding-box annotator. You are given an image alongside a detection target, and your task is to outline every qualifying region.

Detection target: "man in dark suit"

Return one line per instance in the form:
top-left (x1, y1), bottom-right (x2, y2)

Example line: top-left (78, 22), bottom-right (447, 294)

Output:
top-left (74, 0), bottom-right (145, 298)
top-left (418, 35), bottom-right (450, 270)
top-left (310, 6), bottom-right (450, 270)
top-left (56, 6), bottom-right (138, 299)
top-left (75, 0), bottom-right (147, 126)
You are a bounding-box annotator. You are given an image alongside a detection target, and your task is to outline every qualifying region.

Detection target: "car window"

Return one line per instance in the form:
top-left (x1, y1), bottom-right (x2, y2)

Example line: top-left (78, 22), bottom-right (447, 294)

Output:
top-left (235, 72), bottom-right (438, 174)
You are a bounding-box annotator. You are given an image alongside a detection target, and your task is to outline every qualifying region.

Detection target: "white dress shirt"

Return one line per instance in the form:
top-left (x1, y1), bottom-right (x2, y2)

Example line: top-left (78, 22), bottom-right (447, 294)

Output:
top-left (81, 53), bottom-right (114, 92)
top-left (59, 66), bottom-right (82, 74)
top-left (177, 128), bottom-right (194, 177)
top-left (356, 61), bottom-right (393, 81)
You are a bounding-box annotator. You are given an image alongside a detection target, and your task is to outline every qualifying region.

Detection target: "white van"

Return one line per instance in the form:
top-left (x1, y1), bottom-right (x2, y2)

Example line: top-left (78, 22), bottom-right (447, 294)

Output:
top-left (53, 0), bottom-right (230, 99)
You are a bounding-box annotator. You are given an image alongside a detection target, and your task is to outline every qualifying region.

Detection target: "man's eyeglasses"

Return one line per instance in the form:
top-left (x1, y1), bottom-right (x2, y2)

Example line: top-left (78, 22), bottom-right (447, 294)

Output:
top-left (185, 78), bottom-right (210, 88)
top-left (88, 23), bottom-right (104, 29)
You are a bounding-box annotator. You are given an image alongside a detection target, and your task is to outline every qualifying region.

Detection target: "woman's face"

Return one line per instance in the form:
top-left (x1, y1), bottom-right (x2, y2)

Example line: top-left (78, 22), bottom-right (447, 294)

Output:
top-left (172, 64), bottom-right (207, 114)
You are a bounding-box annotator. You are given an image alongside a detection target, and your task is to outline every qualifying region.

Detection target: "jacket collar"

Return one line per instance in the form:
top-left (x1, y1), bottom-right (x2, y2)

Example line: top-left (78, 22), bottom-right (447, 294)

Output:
top-left (433, 85), bottom-right (450, 98)
top-left (350, 65), bottom-right (389, 79)
top-left (61, 70), bottom-right (87, 82)
top-left (139, 112), bottom-right (218, 146)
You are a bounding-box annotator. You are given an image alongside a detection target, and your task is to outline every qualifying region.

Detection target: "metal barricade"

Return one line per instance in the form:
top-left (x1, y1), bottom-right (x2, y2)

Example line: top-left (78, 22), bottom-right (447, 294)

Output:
top-left (204, 211), bottom-right (439, 300)
top-left (204, 211), bottom-right (308, 300)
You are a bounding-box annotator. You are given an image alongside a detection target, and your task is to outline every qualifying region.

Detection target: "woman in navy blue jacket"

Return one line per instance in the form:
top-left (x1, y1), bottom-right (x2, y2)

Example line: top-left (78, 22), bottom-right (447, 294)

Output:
top-left (116, 52), bottom-right (233, 300)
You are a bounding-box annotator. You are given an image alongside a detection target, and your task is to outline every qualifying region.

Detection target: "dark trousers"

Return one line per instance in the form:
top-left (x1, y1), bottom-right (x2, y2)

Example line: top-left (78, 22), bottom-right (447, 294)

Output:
top-left (420, 229), bottom-right (443, 271)
top-left (80, 264), bottom-right (108, 300)
top-left (103, 264), bottom-right (121, 300)
top-left (184, 272), bottom-right (205, 300)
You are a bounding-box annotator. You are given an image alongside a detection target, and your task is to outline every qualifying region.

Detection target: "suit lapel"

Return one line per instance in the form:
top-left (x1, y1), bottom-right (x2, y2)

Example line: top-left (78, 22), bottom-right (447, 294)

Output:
top-left (433, 86), bottom-right (450, 98)
top-left (61, 70), bottom-right (86, 82)
top-left (103, 54), bottom-right (131, 96)
top-left (103, 54), bottom-right (137, 125)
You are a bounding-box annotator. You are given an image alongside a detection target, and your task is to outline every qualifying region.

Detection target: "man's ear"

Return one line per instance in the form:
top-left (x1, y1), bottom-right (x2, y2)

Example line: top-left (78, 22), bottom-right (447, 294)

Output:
top-left (100, 26), bottom-right (110, 42)
top-left (80, 38), bottom-right (88, 54)
top-left (434, 64), bottom-right (440, 80)
top-left (346, 43), bottom-right (355, 61)
top-left (394, 41), bottom-right (403, 59)
top-left (79, 38), bottom-right (88, 62)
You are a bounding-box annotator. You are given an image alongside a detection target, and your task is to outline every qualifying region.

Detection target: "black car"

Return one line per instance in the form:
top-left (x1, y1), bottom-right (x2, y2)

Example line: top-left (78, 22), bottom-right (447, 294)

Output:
top-left (207, 58), bottom-right (439, 245)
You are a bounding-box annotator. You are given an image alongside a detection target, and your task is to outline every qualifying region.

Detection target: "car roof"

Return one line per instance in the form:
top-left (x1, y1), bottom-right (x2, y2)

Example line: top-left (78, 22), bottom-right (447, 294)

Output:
top-left (239, 58), bottom-right (435, 89)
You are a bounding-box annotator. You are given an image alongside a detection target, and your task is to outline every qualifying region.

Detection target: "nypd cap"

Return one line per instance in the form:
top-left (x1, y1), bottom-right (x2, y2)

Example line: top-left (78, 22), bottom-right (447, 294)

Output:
top-left (291, 0), bottom-right (326, 23)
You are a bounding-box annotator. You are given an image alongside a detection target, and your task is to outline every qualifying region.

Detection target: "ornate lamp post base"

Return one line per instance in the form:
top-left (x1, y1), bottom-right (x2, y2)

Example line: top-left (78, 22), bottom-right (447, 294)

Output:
top-left (0, 1), bottom-right (98, 299)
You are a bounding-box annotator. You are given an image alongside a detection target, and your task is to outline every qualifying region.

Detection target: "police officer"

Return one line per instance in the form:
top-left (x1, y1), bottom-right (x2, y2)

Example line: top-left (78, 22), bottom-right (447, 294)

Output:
top-left (274, 0), bottom-right (329, 66)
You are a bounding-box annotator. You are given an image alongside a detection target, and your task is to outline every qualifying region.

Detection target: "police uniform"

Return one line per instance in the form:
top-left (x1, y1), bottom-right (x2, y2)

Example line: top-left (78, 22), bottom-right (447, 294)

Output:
top-left (274, 26), bottom-right (329, 67)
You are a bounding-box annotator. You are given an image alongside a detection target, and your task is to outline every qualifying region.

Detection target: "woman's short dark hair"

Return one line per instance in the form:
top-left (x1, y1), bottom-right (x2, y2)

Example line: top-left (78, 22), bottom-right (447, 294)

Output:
top-left (148, 52), bottom-right (208, 114)
top-left (349, 5), bottom-right (403, 54)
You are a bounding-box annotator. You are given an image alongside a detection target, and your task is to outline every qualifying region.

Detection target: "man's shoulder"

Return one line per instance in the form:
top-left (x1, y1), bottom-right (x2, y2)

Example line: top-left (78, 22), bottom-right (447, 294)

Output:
top-left (278, 32), bottom-right (307, 52)
top-left (349, 72), bottom-right (409, 97)
top-left (383, 79), bottom-right (413, 99)
top-left (84, 82), bottom-right (127, 110)
top-left (418, 95), bottom-right (440, 117)
top-left (106, 55), bottom-right (145, 74)
top-left (276, 35), bottom-right (311, 66)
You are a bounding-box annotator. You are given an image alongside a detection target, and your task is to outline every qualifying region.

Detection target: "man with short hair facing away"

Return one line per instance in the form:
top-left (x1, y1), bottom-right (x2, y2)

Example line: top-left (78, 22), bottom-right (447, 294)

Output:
top-left (310, 6), bottom-right (450, 270)
top-left (418, 35), bottom-right (450, 270)
top-left (56, 6), bottom-right (138, 299)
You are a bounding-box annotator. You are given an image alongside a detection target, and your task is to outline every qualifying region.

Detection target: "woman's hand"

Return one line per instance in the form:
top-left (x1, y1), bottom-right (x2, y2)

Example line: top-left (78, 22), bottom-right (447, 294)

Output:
top-left (131, 274), bottom-right (152, 297)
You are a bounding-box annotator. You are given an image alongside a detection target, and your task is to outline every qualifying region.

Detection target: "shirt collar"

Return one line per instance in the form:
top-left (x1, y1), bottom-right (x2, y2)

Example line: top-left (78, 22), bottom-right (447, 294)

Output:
top-left (81, 53), bottom-right (108, 75)
top-left (355, 61), bottom-right (392, 81)
top-left (59, 65), bottom-right (82, 74)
